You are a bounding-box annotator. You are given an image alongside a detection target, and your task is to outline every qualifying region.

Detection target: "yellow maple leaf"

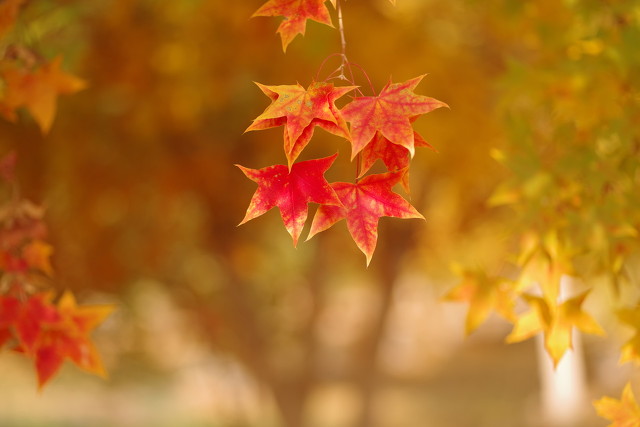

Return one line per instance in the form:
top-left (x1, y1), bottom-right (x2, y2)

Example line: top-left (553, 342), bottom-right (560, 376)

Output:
top-left (506, 291), bottom-right (604, 366)
top-left (444, 267), bottom-right (517, 334)
top-left (618, 307), bottom-right (640, 364)
top-left (594, 383), bottom-right (640, 427)
top-left (0, 56), bottom-right (87, 133)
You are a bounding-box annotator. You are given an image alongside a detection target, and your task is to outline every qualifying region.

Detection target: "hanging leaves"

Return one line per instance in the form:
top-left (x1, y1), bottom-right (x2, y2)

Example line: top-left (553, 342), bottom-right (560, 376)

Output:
top-left (0, 152), bottom-right (113, 388)
top-left (241, 0), bottom-right (447, 265)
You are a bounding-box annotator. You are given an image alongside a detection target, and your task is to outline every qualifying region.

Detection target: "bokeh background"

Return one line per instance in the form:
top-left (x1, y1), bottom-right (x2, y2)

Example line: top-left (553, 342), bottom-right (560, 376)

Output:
top-left (0, 0), bottom-right (638, 426)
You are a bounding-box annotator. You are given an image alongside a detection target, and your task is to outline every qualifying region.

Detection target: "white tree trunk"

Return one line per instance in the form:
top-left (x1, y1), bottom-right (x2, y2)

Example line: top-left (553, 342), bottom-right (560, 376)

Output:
top-left (535, 275), bottom-right (588, 426)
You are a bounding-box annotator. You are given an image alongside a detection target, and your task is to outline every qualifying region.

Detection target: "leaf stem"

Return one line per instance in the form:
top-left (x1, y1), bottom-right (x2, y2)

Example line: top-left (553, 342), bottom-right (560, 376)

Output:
top-left (337, 0), bottom-right (347, 80)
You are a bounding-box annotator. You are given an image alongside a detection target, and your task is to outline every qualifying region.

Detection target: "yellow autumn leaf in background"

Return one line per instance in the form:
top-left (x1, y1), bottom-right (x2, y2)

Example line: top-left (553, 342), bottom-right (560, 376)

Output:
top-left (506, 291), bottom-right (604, 366)
top-left (444, 267), bottom-right (517, 334)
top-left (594, 383), bottom-right (640, 427)
top-left (618, 307), bottom-right (640, 364)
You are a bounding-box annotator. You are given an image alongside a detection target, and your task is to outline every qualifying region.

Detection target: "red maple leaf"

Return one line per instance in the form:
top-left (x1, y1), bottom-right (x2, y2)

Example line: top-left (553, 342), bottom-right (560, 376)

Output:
top-left (341, 75), bottom-right (447, 159)
top-left (246, 81), bottom-right (354, 167)
top-left (359, 128), bottom-right (435, 192)
top-left (10, 292), bottom-right (113, 388)
top-left (33, 291), bottom-right (113, 387)
top-left (14, 293), bottom-right (61, 353)
top-left (253, 0), bottom-right (334, 51)
top-left (307, 169), bottom-right (424, 265)
top-left (237, 154), bottom-right (343, 246)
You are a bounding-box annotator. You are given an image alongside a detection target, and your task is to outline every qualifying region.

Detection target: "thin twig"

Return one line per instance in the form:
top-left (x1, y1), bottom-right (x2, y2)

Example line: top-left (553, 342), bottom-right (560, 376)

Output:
top-left (336, 0), bottom-right (348, 81)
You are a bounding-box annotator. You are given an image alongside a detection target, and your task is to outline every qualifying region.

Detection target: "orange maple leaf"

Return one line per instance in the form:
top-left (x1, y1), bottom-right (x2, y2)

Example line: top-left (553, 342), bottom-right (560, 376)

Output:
top-left (594, 383), bottom-right (640, 427)
top-left (253, 0), bottom-right (334, 51)
top-left (307, 169), bottom-right (423, 265)
top-left (341, 75), bottom-right (447, 159)
top-left (22, 239), bottom-right (54, 276)
top-left (246, 81), bottom-right (354, 167)
top-left (0, 56), bottom-right (87, 133)
top-left (237, 154), bottom-right (343, 246)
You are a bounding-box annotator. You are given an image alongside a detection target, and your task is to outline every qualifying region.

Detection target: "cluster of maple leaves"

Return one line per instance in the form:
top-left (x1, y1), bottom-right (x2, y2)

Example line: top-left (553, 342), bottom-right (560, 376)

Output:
top-left (245, 1), bottom-right (640, 425)
top-left (0, 1), bottom-right (112, 388)
top-left (0, 153), bottom-right (112, 388)
top-left (240, 0), bottom-right (447, 265)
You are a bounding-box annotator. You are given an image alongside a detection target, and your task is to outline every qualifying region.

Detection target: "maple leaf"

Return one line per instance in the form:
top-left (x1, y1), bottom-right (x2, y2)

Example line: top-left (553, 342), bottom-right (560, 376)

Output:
top-left (594, 383), bottom-right (640, 427)
top-left (37, 291), bottom-right (114, 384)
top-left (14, 293), bottom-right (61, 354)
top-left (359, 127), bottom-right (434, 192)
top-left (246, 81), bottom-right (354, 167)
top-left (307, 169), bottom-right (423, 265)
top-left (617, 306), bottom-right (640, 364)
top-left (22, 239), bottom-right (54, 276)
top-left (506, 291), bottom-right (604, 366)
top-left (341, 75), bottom-right (447, 159)
top-left (237, 154), bottom-right (342, 246)
top-left (8, 292), bottom-right (113, 387)
top-left (253, 0), bottom-right (333, 51)
top-left (444, 267), bottom-right (517, 335)
top-left (0, 56), bottom-right (87, 133)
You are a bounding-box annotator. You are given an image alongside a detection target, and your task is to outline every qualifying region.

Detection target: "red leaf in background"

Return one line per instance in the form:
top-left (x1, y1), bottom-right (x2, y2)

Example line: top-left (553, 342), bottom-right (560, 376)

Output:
top-left (14, 293), bottom-right (60, 353)
top-left (32, 291), bottom-right (113, 387)
top-left (308, 169), bottom-right (424, 265)
top-left (10, 291), bottom-right (113, 388)
top-left (237, 154), bottom-right (342, 246)
top-left (246, 81), bottom-right (354, 167)
top-left (341, 75), bottom-right (447, 159)
top-left (253, 0), bottom-right (333, 51)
